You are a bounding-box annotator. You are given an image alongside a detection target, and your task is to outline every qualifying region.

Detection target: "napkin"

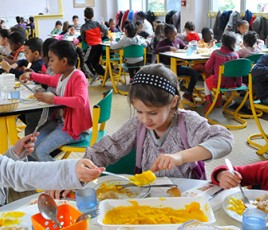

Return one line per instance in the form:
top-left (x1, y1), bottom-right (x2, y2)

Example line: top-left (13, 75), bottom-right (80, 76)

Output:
top-left (181, 181), bottom-right (234, 211)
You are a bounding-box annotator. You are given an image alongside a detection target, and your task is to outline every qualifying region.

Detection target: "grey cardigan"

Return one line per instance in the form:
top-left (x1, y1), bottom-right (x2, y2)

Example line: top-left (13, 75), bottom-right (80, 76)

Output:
top-left (0, 148), bottom-right (83, 206)
top-left (85, 109), bottom-right (234, 178)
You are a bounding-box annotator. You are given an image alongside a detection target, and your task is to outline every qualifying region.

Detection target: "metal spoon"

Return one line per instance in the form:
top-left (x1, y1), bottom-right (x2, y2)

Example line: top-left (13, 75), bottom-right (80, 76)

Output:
top-left (75, 210), bottom-right (97, 223)
top-left (101, 171), bottom-right (132, 182)
top-left (37, 193), bottom-right (63, 229)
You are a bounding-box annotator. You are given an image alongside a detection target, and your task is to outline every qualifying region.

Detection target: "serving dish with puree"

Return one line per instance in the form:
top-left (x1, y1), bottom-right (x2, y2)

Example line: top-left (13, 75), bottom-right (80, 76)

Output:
top-left (98, 197), bottom-right (215, 229)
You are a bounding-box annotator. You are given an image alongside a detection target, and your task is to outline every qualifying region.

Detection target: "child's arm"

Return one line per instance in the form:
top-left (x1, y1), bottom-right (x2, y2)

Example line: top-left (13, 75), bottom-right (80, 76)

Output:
top-left (155, 40), bottom-right (176, 53)
top-left (211, 165), bottom-right (242, 189)
top-left (205, 51), bottom-right (215, 74)
top-left (150, 145), bottom-right (212, 172)
top-left (52, 71), bottom-right (89, 108)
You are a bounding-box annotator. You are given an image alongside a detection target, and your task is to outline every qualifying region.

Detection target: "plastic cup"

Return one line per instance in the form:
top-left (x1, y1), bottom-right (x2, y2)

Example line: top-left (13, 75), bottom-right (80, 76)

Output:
top-left (76, 188), bottom-right (97, 214)
top-left (10, 90), bottom-right (20, 100)
top-left (242, 208), bottom-right (267, 230)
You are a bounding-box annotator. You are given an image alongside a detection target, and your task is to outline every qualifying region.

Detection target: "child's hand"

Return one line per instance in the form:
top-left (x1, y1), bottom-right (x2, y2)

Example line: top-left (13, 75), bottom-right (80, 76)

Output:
top-left (217, 170), bottom-right (242, 189)
top-left (76, 159), bottom-right (105, 183)
top-left (170, 47), bottom-right (177, 52)
top-left (12, 132), bottom-right (39, 157)
top-left (19, 72), bottom-right (31, 83)
top-left (1, 60), bottom-right (11, 72)
top-left (34, 91), bottom-right (54, 104)
top-left (150, 153), bottom-right (183, 172)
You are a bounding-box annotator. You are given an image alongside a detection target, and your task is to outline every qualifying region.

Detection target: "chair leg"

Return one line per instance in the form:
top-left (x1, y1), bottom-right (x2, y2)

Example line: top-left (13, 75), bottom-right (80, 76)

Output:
top-left (61, 151), bottom-right (71, 160)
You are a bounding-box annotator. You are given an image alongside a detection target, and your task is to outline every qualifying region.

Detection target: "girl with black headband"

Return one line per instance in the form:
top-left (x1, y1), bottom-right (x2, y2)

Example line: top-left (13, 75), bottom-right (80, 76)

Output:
top-left (49, 64), bottom-right (233, 199)
top-left (85, 64), bottom-right (233, 177)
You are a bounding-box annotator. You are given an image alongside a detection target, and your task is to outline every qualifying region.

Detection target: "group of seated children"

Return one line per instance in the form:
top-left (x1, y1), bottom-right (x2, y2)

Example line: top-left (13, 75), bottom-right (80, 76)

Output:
top-left (0, 10), bottom-right (267, 208)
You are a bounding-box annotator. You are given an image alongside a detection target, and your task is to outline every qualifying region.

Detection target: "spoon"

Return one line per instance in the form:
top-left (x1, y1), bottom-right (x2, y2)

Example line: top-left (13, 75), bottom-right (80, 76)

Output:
top-left (101, 171), bottom-right (132, 182)
top-left (37, 193), bottom-right (63, 229)
top-left (75, 210), bottom-right (96, 223)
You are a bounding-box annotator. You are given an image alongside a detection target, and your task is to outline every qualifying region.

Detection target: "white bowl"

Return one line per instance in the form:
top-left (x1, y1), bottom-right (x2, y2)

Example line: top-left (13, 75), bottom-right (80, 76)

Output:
top-left (97, 197), bottom-right (215, 230)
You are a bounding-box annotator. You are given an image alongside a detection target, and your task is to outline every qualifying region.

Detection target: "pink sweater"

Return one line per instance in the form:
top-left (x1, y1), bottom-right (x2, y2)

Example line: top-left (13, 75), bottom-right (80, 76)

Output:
top-left (205, 46), bottom-right (241, 88)
top-left (31, 69), bottom-right (92, 139)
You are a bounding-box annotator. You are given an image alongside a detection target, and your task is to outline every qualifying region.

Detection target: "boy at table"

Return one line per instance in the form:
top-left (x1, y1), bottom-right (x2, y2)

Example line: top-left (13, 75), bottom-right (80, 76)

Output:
top-left (1, 37), bottom-right (46, 78)
top-left (0, 133), bottom-right (104, 206)
top-left (80, 7), bottom-right (108, 84)
top-left (155, 24), bottom-right (200, 103)
top-left (1, 31), bottom-right (25, 65)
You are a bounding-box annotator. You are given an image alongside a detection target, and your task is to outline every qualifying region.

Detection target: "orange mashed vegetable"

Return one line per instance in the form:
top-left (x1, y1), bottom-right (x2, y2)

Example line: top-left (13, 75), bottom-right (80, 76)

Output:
top-left (103, 201), bottom-right (208, 224)
top-left (227, 197), bottom-right (245, 215)
top-left (96, 182), bottom-right (134, 201)
top-left (0, 211), bottom-right (25, 227)
top-left (129, 170), bottom-right (156, 186)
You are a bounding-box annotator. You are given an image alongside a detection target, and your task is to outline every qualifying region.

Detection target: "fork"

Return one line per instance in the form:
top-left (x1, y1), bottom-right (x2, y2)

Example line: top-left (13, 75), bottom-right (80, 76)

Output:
top-left (20, 107), bottom-right (49, 158)
top-left (225, 158), bottom-right (255, 209)
top-left (34, 107), bottom-right (49, 133)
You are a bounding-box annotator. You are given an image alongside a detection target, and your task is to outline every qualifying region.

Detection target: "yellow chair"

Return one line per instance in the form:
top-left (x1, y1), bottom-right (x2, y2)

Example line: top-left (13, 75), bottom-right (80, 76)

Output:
top-left (205, 58), bottom-right (252, 130)
top-left (58, 89), bottom-right (113, 159)
top-left (247, 74), bottom-right (268, 155)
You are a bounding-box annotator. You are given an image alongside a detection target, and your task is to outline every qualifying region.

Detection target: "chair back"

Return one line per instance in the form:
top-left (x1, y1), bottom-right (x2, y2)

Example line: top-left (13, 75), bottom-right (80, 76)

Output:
top-left (97, 89), bottom-right (113, 124)
top-left (221, 58), bottom-right (252, 77)
top-left (90, 89), bottom-right (113, 146)
top-left (245, 53), bottom-right (264, 64)
top-left (123, 45), bottom-right (144, 58)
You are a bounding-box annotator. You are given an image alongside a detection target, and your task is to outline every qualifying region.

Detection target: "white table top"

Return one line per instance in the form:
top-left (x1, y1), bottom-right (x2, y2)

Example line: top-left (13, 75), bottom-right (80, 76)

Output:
top-left (0, 177), bottom-right (244, 229)
top-left (0, 83), bottom-right (59, 116)
top-left (160, 51), bottom-right (210, 61)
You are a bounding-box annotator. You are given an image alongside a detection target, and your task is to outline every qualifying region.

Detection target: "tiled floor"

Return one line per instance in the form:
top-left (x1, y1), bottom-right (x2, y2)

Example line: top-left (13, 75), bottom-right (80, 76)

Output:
top-left (8, 79), bottom-right (268, 202)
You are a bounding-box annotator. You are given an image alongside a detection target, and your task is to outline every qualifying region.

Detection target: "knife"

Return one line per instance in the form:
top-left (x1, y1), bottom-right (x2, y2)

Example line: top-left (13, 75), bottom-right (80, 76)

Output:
top-left (207, 188), bottom-right (224, 200)
top-left (116, 183), bottom-right (177, 189)
top-left (22, 82), bottom-right (36, 94)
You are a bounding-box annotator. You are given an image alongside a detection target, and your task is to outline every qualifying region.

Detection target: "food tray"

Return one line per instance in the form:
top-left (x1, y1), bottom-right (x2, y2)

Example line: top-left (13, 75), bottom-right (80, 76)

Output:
top-left (0, 99), bottom-right (19, 112)
top-left (98, 197), bottom-right (215, 230)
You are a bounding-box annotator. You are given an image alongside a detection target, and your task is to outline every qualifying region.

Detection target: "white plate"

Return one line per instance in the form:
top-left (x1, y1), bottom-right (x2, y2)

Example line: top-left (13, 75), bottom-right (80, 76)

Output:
top-left (8, 199), bottom-right (77, 230)
top-left (175, 49), bottom-right (187, 53)
top-left (222, 189), bottom-right (268, 225)
top-left (200, 53), bottom-right (211, 57)
top-left (88, 175), bottom-right (150, 201)
top-left (0, 210), bottom-right (32, 229)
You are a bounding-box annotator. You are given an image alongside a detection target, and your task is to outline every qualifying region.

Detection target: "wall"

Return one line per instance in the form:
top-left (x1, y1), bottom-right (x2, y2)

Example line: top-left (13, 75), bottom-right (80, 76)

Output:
top-left (0, 0), bottom-right (48, 27)
top-left (0, 0), bottom-right (117, 40)
top-left (180, 0), bottom-right (209, 32)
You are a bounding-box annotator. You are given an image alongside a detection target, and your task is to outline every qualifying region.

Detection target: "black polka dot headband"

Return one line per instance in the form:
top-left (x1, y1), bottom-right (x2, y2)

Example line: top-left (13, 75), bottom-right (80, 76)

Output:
top-left (132, 73), bottom-right (178, 95)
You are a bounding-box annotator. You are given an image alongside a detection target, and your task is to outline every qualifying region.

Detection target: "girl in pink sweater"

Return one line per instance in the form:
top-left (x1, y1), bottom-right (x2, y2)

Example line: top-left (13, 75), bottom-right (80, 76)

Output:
top-left (20, 40), bottom-right (92, 161)
top-left (204, 33), bottom-right (240, 111)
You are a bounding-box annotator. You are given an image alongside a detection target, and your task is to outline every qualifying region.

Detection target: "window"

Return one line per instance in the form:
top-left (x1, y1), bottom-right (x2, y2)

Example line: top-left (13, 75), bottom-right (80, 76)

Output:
top-left (246, 0), bottom-right (268, 13)
top-left (148, 0), bottom-right (165, 12)
top-left (212, 0), bottom-right (241, 11)
top-left (131, 0), bottom-right (143, 11)
top-left (117, 0), bottom-right (130, 11)
top-left (166, 0), bottom-right (181, 12)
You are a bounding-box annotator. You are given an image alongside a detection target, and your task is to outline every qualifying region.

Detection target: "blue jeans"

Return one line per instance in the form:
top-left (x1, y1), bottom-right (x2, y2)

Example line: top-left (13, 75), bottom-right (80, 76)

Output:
top-left (31, 120), bottom-right (88, 161)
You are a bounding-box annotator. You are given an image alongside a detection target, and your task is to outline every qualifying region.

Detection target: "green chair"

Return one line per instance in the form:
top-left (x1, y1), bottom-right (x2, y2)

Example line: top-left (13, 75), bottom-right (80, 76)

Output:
top-left (58, 89), bottom-right (113, 159)
top-left (123, 45), bottom-right (145, 68)
top-left (205, 58), bottom-right (252, 130)
top-left (106, 149), bottom-right (136, 174)
top-left (119, 45), bottom-right (145, 95)
top-left (245, 53), bottom-right (264, 65)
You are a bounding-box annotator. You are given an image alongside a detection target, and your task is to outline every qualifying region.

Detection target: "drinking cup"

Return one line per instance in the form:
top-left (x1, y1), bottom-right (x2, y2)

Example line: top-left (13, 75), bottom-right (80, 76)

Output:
top-left (242, 208), bottom-right (267, 230)
top-left (10, 90), bottom-right (20, 100)
top-left (76, 188), bottom-right (97, 214)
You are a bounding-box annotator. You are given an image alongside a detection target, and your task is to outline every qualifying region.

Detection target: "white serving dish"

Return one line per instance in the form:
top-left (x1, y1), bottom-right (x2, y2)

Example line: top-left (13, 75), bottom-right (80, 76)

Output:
top-left (98, 197), bottom-right (215, 230)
